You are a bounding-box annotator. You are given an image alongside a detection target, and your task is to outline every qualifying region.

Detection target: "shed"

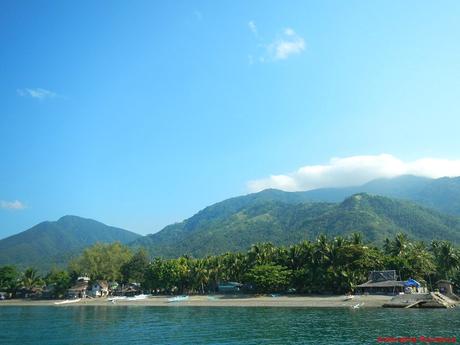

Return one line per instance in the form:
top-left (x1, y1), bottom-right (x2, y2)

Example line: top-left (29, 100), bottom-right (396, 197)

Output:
top-left (218, 282), bottom-right (243, 293)
top-left (436, 280), bottom-right (459, 301)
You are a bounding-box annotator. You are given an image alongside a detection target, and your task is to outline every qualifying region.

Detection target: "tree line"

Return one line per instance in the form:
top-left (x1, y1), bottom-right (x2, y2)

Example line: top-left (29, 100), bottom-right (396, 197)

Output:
top-left (0, 233), bottom-right (459, 298)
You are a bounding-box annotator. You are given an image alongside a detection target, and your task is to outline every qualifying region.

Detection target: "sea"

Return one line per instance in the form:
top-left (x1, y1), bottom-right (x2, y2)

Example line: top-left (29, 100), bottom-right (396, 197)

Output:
top-left (0, 306), bottom-right (459, 344)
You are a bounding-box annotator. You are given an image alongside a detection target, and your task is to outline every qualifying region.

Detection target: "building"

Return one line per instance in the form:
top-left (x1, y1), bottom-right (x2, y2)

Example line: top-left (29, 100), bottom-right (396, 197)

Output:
top-left (67, 276), bottom-right (90, 299)
top-left (90, 281), bottom-right (109, 297)
top-left (67, 281), bottom-right (88, 299)
top-left (218, 282), bottom-right (243, 293)
top-left (113, 283), bottom-right (141, 297)
top-left (436, 280), bottom-right (460, 301)
top-left (356, 270), bottom-right (404, 295)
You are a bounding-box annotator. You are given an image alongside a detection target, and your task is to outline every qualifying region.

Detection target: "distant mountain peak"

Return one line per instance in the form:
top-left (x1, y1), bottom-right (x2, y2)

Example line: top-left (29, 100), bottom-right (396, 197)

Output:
top-left (0, 216), bottom-right (141, 271)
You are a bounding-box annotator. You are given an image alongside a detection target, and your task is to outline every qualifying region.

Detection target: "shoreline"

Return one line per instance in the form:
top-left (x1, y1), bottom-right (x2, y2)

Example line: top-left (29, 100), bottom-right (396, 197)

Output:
top-left (0, 295), bottom-right (392, 308)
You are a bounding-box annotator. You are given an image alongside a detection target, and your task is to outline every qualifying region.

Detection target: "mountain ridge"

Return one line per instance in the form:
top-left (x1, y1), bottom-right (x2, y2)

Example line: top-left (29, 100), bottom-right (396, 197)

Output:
top-left (132, 191), bottom-right (460, 258)
top-left (0, 215), bottom-right (141, 271)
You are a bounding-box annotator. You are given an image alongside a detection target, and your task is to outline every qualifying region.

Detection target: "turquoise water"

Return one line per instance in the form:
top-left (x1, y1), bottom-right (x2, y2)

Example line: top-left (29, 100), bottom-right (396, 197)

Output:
top-left (0, 306), bottom-right (459, 344)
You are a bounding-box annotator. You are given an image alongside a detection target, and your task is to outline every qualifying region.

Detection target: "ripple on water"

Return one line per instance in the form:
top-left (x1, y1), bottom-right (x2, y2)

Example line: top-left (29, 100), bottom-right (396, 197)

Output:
top-left (0, 306), bottom-right (459, 345)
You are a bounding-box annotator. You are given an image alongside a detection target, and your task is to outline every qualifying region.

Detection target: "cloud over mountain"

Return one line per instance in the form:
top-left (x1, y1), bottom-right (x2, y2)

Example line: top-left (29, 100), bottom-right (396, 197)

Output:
top-left (248, 154), bottom-right (460, 192)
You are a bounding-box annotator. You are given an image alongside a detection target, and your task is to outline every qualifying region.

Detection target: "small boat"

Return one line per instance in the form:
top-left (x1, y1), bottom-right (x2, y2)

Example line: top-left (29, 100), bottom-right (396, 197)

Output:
top-left (54, 298), bottom-right (81, 305)
top-left (167, 295), bottom-right (189, 303)
top-left (343, 295), bottom-right (355, 301)
top-left (351, 302), bottom-right (364, 309)
top-left (127, 294), bottom-right (148, 301)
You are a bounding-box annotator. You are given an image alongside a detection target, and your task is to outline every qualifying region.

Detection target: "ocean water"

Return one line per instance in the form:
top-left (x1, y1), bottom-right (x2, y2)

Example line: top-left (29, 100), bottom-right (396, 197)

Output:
top-left (0, 306), bottom-right (459, 345)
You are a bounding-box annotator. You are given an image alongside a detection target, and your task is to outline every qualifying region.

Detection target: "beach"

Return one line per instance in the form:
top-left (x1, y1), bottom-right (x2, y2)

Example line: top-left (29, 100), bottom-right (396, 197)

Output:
top-left (0, 294), bottom-right (392, 308)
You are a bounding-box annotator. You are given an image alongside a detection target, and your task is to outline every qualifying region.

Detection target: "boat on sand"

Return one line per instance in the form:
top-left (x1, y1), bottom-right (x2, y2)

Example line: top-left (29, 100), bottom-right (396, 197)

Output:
top-left (127, 294), bottom-right (148, 301)
top-left (54, 298), bottom-right (81, 305)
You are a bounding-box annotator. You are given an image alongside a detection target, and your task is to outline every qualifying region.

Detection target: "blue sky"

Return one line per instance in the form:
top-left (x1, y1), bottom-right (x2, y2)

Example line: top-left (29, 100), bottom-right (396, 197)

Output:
top-left (2, 1), bottom-right (460, 238)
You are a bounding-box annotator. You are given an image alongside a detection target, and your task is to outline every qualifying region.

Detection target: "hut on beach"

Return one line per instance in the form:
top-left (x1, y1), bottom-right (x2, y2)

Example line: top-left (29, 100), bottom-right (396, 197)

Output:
top-left (67, 277), bottom-right (90, 299)
top-left (436, 280), bottom-right (460, 301)
top-left (113, 283), bottom-right (141, 297)
top-left (90, 280), bottom-right (109, 297)
top-left (218, 282), bottom-right (243, 293)
top-left (356, 270), bottom-right (404, 295)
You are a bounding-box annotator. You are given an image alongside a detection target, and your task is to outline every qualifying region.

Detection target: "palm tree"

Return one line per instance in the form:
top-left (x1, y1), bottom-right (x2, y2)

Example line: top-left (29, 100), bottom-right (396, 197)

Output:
top-left (21, 268), bottom-right (43, 291)
top-left (387, 233), bottom-right (411, 257)
top-left (431, 240), bottom-right (460, 280)
top-left (191, 259), bottom-right (209, 294)
top-left (350, 232), bottom-right (363, 245)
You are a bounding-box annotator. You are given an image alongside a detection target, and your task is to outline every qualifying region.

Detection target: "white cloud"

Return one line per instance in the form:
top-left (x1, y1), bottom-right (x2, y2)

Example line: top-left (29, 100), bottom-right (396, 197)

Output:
top-left (267, 28), bottom-right (305, 60)
top-left (0, 200), bottom-right (26, 210)
top-left (17, 88), bottom-right (57, 100)
top-left (248, 25), bottom-right (305, 64)
top-left (247, 154), bottom-right (460, 192)
top-left (248, 21), bottom-right (258, 36)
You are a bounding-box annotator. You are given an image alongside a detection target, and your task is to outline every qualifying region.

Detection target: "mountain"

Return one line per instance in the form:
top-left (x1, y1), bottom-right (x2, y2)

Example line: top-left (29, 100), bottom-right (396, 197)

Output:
top-left (4, 175), bottom-right (460, 267)
top-left (132, 193), bottom-right (460, 258)
top-left (295, 175), bottom-right (460, 216)
top-left (0, 215), bottom-right (141, 271)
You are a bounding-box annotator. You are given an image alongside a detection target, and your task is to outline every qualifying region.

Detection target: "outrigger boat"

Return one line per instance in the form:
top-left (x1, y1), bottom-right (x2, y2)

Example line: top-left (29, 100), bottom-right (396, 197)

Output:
top-left (127, 294), bottom-right (148, 301)
top-left (54, 298), bottom-right (81, 305)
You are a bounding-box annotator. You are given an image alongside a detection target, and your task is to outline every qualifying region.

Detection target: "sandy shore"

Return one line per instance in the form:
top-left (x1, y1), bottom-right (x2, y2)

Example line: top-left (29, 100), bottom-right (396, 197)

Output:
top-left (0, 295), bottom-right (392, 308)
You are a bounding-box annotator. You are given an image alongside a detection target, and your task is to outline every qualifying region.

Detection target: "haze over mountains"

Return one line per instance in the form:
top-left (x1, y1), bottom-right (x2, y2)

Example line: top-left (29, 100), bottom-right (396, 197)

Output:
top-left (2, 175), bottom-right (460, 270)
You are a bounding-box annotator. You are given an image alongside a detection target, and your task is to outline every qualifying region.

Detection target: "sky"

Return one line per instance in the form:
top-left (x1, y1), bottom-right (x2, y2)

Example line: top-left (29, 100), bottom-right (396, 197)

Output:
top-left (2, 1), bottom-right (460, 238)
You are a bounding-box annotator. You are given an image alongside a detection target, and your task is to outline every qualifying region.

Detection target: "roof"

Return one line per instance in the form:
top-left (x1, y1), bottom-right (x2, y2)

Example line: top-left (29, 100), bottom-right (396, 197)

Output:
top-left (95, 281), bottom-right (109, 289)
top-left (219, 282), bottom-right (243, 287)
top-left (436, 280), bottom-right (453, 285)
top-left (356, 280), bottom-right (405, 288)
top-left (68, 281), bottom-right (88, 291)
top-left (404, 279), bottom-right (421, 288)
top-left (368, 270), bottom-right (397, 282)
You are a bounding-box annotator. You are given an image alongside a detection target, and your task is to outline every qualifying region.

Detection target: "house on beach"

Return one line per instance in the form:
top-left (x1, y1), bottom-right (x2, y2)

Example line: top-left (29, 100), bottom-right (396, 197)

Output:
top-left (218, 282), bottom-right (243, 293)
top-left (436, 280), bottom-right (460, 301)
top-left (90, 281), bottom-right (109, 297)
top-left (66, 276), bottom-right (90, 299)
top-left (356, 270), bottom-right (404, 295)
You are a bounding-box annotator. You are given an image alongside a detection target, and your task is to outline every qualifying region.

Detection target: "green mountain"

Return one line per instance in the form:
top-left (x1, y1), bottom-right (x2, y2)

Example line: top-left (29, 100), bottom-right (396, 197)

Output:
top-left (0, 215), bottom-right (141, 271)
top-left (132, 193), bottom-right (460, 258)
top-left (297, 175), bottom-right (460, 216)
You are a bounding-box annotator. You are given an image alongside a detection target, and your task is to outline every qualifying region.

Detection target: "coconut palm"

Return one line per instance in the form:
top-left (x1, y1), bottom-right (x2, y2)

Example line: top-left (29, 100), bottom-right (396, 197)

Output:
top-left (21, 267), bottom-right (43, 291)
top-left (431, 240), bottom-right (460, 280)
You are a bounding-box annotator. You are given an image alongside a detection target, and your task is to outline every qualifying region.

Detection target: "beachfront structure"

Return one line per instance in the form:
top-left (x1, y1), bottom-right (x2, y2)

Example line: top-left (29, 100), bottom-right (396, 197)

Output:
top-left (67, 281), bottom-right (88, 299)
top-left (90, 280), bottom-right (109, 297)
top-left (113, 283), bottom-right (141, 296)
top-left (218, 282), bottom-right (243, 293)
top-left (436, 280), bottom-right (460, 301)
top-left (356, 270), bottom-right (404, 295)
top-left (67, 276), bottom-right (90, 298)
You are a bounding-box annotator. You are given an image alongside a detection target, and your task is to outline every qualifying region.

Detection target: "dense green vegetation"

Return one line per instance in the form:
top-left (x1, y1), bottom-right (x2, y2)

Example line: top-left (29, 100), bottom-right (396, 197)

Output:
top-left (1, 233), bottom-right (459, 297)
top-left (3, 176), bottom-right (460, 271)
top-left (0, 215), bottom-right (141, 271)
top-left (133, 193), bottom-right (460, 258)
top-left (273, 175), bottom-right (460, 216)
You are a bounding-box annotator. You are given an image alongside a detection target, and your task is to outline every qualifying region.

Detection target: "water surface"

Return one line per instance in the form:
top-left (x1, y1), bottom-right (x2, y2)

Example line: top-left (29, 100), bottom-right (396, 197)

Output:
top-left (1, 306), bottom-right (459, 344)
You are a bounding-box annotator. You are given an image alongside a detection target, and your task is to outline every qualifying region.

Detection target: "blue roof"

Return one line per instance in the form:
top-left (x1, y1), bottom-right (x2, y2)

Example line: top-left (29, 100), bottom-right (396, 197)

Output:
top-left (404, 278), bottom-right (421, 287)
